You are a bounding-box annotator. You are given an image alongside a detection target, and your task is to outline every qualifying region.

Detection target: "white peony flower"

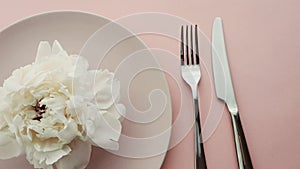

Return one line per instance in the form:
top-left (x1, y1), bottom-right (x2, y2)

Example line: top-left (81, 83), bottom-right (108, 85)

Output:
top-left (0, 41), bottom-right (125, 169)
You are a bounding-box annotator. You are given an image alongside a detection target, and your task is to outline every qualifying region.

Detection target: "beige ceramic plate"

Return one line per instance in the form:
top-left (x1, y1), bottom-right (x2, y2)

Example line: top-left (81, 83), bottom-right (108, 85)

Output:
top-left (0, 11), bottom-right (172, 169)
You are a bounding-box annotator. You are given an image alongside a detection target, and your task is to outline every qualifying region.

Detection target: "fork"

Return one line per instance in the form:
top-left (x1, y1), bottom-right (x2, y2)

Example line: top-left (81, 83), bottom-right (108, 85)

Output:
top-left (180, 25), bottom-right (207, 169)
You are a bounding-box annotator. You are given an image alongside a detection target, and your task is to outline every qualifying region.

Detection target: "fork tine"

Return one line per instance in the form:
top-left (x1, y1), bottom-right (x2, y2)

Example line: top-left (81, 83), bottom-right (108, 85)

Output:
top-left (195, 25), bottom-right (200, 65)
top-left (185, 25), bottom-right (189, 65)
top-left (180, 26), bottom-right (184, 65)
top-left (190, 25), bottom-right (194, 65)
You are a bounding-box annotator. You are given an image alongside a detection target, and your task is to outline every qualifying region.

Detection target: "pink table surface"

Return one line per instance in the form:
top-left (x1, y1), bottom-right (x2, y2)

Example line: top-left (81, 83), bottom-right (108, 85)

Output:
top-left (0, 0), bottom-right (300, 169)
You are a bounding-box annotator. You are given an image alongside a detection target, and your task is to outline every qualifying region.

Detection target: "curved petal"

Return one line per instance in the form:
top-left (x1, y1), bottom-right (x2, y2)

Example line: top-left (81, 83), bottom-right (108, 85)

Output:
top-left (0, 128), bottom-right (23, 159)
top-left (93, 70), bottom-right (116, 109)
top-left (117, 104), bottom-right (126, 120)
top-left (57, 119), bottom-right (80, 143)
top-left (72, 56), bottom-right (89, 77)
top-left (35, 41), bottom-right (51, 63)
top-left (112, 79), bottom-right (121, 103)
top-left (0, 87), bottom-right (7, 100)
top-left (102, 112), bottom-right (122, 135)
top-left (45, 145), bottom-right (71, 165)
top-left (55, 139), bottom-right (91, 169)
top-left (86, 111), bottom-right (121, 150)
top-left (105, 103), bottom-right (126, 120)
top-left (3, 68), bottom-right (26, 92)
top-left (26, 145), bottom-right (71, 168)
top-left (52, 40), bottom-right (65, 55)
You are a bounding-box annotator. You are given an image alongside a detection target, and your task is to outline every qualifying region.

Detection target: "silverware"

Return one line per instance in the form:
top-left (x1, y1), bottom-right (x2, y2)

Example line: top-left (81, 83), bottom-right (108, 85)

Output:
top-left (212, 17), bottom-right (253, 169)
top-left (180, 25), bottom-right (207, 169)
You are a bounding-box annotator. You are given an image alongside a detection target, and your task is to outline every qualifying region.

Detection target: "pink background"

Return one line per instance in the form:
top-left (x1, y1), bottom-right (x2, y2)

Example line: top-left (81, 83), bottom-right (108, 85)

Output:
top-left (0, 0), bottom-right (300, 169)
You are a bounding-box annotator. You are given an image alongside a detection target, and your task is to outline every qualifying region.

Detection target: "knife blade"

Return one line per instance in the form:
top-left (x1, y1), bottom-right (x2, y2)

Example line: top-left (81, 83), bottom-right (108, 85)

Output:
top-left (212, 17), bottom-right (238, 114)
top-left (212, 17), bottom-right (253, 169)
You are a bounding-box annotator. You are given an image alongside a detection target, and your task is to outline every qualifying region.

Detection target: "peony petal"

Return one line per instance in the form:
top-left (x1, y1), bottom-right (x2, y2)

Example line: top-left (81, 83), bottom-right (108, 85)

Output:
top-left (112, 79), bottom-right (121, 102)
top-left (72, 56), bottom-right (89, 77)
top-left (24, 71), bottom-right (48, 88)
top-left (52, 40), bottom-right (65, 55)
top-left (93, 70), bottom-right (116, 109)
top-left (0, 87), bottom-right (7, 99)
top-left (33, 139), bottom-right (63, 153)
top-left (67, 96), bottom-right (86, 120)
top-left (46, 145), bottom-right (71, 165)
top-left (86, 111), bottom-right (121, 150)
top-left (72, 73), bottom-right (94, 99)
top-left (40, 95), bottom-right (66, 112)
top-left (36, 41), bottom-right (51, 63)
top-left (110, 103), bottom-right (126, 120)
top-left (57, 119), bottom-right (80, 143)
top-left (55, 139), bottom-right (91, 169)
top-left (0, 117), bottom-right (6, 130)
top-left (102, 112), bottom-right (122, 134)
top-left (0, 128), bottom-right (23, 159)
top-left (3, 74), bottom-right (23, 92)
top-left (0, 89), bottom-right (8, 129)
top-left (118, 104), bottom-right (126, 120)
top-left (32, 145), bottom-right (71, 165)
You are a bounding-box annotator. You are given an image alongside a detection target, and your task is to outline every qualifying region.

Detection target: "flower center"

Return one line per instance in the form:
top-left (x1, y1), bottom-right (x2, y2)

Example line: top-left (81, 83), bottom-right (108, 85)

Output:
top-left (32, 100), bottom-right (47, 121)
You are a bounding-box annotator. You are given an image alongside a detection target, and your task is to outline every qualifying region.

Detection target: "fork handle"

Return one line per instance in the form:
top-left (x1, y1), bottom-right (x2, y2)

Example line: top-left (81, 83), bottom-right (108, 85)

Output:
top-left (231, 113), bottom-right (253, 169)
top-left (194, 99), bottom-right (207, 169)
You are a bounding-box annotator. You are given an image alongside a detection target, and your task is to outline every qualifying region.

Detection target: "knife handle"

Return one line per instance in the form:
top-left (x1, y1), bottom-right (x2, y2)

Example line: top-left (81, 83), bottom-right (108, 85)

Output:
top-left (194, 99), bottom-right (207, 169)
top-left (231, 113), bottom-right (253, 169)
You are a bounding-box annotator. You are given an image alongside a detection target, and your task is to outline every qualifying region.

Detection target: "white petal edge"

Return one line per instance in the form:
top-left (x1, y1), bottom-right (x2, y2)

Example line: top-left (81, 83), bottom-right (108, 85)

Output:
top-left (52, 40), bottom-right (64, 55)
top-left (0, 129), bottom-right (23, 159)
top-left (57, 119), bottom-right (80, 142)
top-left (44, 145), bottom-right (71, 165)
top-left (86, 112), bottom-right (121, 150)
top-left (55, 139), bottom-right (91, 169)
top-left (35, 41), bottom-right (51, 63)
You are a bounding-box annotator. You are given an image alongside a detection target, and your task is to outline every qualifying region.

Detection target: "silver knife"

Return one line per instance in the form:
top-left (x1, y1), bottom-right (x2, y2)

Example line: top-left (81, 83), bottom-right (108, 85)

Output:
top-left (212, 17), bottom-right (253, 169)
